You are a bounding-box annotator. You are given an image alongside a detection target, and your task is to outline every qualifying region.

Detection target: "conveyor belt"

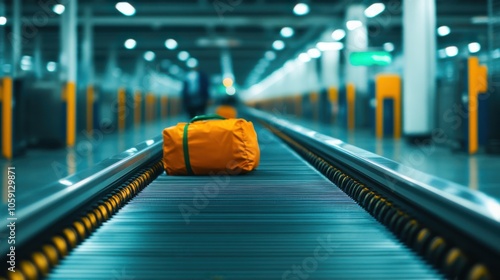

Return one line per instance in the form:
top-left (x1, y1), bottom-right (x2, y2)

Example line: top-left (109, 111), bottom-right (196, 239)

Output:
top-left (47, 126), bottom-right (439, 279)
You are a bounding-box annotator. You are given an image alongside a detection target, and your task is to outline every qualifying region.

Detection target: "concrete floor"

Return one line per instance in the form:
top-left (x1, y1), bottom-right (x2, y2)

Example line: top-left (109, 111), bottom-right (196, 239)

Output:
top-left (0, 116), bottom-right (184, 202)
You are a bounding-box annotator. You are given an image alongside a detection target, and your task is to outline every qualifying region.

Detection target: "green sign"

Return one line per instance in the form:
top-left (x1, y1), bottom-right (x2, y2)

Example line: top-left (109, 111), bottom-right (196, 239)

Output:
top-left (349, 51), bottom-right (392, 66)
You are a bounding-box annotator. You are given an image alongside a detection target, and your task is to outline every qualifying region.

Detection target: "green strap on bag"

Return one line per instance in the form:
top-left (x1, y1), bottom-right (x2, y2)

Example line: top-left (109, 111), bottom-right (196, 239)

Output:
top-left (183, 114), bottom-right (226, 175)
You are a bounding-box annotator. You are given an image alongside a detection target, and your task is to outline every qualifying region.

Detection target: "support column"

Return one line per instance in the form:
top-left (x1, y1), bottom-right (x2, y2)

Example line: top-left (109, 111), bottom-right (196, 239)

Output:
top-left (61, 0), bottom-right (78, 147)
top-left (0, 0), bottom-right (5, 75)
top-left (33, 35), bottom-right (43, 78)
top-left (403, 0), bottom-right (436, 139)
top-left (221, 49), bottom-right (234, 81)
top-left (345, 5), bottom-right (368, 127)
top-left (11, 0), bottom-right (20, 78)
top-left (82, 6), bottom-right (94, 133)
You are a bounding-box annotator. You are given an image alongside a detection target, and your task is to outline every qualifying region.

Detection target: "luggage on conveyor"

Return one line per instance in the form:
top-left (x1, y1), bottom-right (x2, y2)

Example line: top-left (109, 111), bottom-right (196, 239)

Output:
top-left (215, 105), bottom-right (237, 119)
top-left (162, 114), bottom-right (260, 175)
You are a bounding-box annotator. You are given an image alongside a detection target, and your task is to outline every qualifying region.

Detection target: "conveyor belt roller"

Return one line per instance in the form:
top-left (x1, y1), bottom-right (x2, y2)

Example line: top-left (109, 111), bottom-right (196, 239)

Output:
top-left (47, 126), bottom-right (439, 279)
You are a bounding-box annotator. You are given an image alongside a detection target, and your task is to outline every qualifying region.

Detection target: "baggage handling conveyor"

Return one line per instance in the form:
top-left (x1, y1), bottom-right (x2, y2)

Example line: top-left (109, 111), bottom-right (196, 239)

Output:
top-left (2, 109), bottom-right (499, 279)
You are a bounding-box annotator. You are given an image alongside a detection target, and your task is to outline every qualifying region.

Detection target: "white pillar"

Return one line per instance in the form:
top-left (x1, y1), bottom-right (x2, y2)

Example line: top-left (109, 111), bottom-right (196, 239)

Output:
top-left (0, 0), bottom-right (5, 76)
top-left (321, 50), bottom-right (340, 89)
top-left (403, 0), bottom-right (436, 137)
top-left (59, 1), bottom-right (68, 82)
top-left (344, 4), bottom-right (368, 126)
top-left (11, 0), bottom-right (21, 78)
top-left (105, 48), bottom-right (118, 89)
top-left (67, 0), bottom-right (77, 85)
top-left (133, 57), bottom-right (145, 90)
top-left (82, 6), bottom-right (94, 86)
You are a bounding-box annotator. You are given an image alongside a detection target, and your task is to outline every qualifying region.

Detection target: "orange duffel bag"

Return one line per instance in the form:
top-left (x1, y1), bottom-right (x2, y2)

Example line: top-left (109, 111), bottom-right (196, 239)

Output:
top-left (162, 114), bottom-right (260, 175)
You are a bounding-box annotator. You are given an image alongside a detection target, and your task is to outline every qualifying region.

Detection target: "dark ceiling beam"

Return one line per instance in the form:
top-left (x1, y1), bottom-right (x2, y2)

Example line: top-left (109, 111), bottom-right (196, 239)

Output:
top-left (19, 15), bottom-right (341, 27)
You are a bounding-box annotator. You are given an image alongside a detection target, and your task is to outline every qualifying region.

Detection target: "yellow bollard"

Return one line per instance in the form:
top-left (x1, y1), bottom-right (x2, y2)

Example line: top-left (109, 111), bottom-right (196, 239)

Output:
top-left (468, 57), bottom-right (488, 154)
top-left (86, 85), bottom-right (94, 134)
top-left (375, 74), bottom-right (401, 139)
top-left (134, 90), bottom-right (142, 126)
top-left (309, 92), bottom-right (319, 121)
top-left (1, 78), bottom-right (13, 159)
top-left (62, 81), bottom-right (77, 147)
top-left (346, 83), bottom-right (356, 131)
top-left (118, 88), bottom-right (126, 131)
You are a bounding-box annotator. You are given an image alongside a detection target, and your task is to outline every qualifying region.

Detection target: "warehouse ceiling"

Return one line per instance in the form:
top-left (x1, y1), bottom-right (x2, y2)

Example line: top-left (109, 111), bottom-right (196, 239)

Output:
top-left (2, 0), bottom-right (489, 87)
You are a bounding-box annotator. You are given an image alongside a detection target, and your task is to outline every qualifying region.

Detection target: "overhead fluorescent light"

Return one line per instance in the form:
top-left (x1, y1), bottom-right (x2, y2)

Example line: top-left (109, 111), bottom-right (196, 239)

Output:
top-left (144, 51), bottom-right (156, 61)
top-left (178, 51), bottom-right (190, 61)
top-left (265, 51), bottom-right (276, 61)
top-left (471, 16), bottom-right (489, 24)
top-left (280, 27), bottom-right (294, 38)
top-left (468, 42), bottom-right (481, 53)
top-left (53, 4), bottom-right (65, 15)
top-left (346, 20), bottom-right (362, 31)
top-left (226, 86), bottom-right (236, 96)
top-left (272, 40), bottom-right (285, 51)
top-left (437, 26), bottom-right (450, 36)
top-left (364, 3), bottom-right (385, 18)
top-left (46, 61), bottom-right (57, 72)
top-left (124, 38), bottom-right (136, 49)
top-left (307, 48), bottom-right (321, 58)
top-left (165, 39), bottom-right (178, 50)
top-left (316, 42), bottom-right (344, 51)
top-left (445, 46), bottom-right (458, 57)
top-left (115, 2), bottom-right (136, 16)
top-left (187, 58), bottom-right (198, 68)
top-left (383, 42), bottom-right (395, 52)
top-left (331, 29), bottom-right (346, 41)
top-left (293, 3), bottom-right (310, 16)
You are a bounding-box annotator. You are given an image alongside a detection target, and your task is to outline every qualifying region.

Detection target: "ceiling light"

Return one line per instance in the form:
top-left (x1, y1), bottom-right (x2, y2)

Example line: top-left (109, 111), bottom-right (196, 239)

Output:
top-left (445, 46), bottom-right (458, 57)
top-left (144, 51), bottom-right (156, 61)
top-left (272, 40), bottom-right (285, 50)
top-left (115, 2), bottom-right (136, 16)
top-left (307, 48), bottom-right (321, 58)
top-left (0, 16), bottom-right (7, 25)
top-left (226, 86), bottom-right (236, 96)
top-left (21, 56), bottom-right (32, 71)
top-left (437, 26), bottom-right (450, 37)
top-left (53, 4), bottom-right (65, 15)
top-left (265, 51), bottom-right (276, 61)
top-left (280, 27), bottom-right (294, 38)
top-left (316, 42), bottom-right (344, 51)
top-left (178, 51), bottom-right (189, 61)
top-left (298, 53), bottom-right (310, 63)
top-left (187, 58), bottom-right (198, 68)
top-left (293, 3), bottom-right (310, 16)
top-left (331, 29), bottom-right (346, 41)
top-left (468, 42), bottom-right (481, 53)
top-left (346, 20), bottom-right (363, 31)
top-left (124, 38), bottom-right (136, 49)
top-left (46, 61), bottom-right (57, 72)
top-left (383, 42), bottom-right (395, 52)
top-left (223, 77), bottom-right (234, 87)
top-left (364, 3), bottom-right (385, 18)
top-left (165, 39), bottom-right (178, 50)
